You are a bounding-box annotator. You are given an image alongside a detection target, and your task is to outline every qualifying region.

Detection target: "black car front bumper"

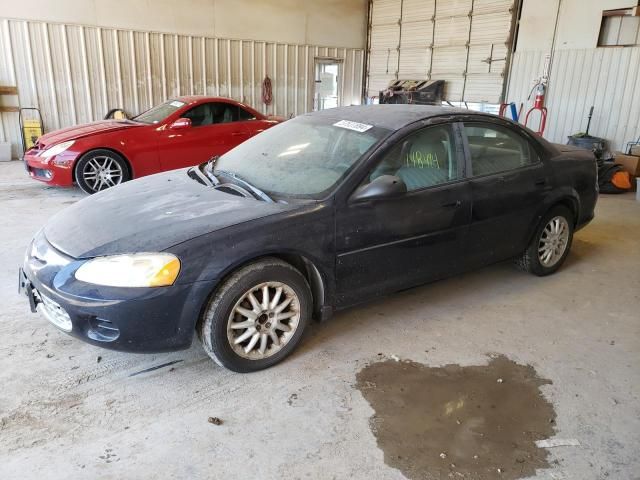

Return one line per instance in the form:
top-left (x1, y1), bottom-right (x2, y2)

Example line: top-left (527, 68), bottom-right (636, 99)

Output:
top-left (20, 235), bottom-right (215, 353)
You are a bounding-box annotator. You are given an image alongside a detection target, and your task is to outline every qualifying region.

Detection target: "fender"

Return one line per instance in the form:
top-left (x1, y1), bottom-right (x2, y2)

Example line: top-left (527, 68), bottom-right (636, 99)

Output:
top-left (78, 129), bottom-right (161, 178)
top-left (525, 186), bottom-right (581, 245)
top-left (165, 201), bottom-right (337, 319)
top-left (72, 146), bottom-right (133, 180)
top-left (193, 248), bottom-right (334, 324)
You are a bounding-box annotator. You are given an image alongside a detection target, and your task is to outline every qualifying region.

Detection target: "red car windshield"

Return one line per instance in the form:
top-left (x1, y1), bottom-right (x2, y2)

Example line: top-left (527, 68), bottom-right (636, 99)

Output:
top-left (133, 100), bottom-right (186, 124)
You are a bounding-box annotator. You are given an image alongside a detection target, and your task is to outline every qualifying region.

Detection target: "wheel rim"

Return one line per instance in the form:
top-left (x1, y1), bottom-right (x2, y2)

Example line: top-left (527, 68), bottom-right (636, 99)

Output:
top-left (227, 281), bottom-right (301, 360)
top-left (538, 216), bottom-right (570, 267)
top-left (81, 156), bottom-right (123, 192)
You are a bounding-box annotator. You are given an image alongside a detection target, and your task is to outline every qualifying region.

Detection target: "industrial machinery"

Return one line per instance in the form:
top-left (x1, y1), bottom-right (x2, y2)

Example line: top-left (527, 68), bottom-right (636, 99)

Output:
top-left (379, 80), bottom-right (445, 105)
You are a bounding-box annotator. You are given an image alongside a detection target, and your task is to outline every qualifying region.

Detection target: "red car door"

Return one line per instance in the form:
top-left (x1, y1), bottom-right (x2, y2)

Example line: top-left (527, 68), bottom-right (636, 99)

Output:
top-left (157, 102), bottom-right (251, 171)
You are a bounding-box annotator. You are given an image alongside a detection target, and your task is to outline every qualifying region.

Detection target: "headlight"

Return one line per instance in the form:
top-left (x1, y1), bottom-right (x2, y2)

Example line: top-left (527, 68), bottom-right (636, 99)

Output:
top-left (40, 140), bottom-right (75, 158)
top-left (75, 253), bottom-right (180, 287)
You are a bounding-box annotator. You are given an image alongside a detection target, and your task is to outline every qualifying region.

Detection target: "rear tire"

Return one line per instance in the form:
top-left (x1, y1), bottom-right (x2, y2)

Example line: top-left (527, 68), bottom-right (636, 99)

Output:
top-left (199, 258), bottom-right (312, 373)
top-left (75, 149), bottom-right (130, 194)
top-left (516, 205), bottom-right (574, 276)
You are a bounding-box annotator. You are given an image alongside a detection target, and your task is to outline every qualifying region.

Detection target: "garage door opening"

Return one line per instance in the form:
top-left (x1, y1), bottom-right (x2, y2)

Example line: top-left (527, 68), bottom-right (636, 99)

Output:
top-left (365, 0), bottom-right (518, 104)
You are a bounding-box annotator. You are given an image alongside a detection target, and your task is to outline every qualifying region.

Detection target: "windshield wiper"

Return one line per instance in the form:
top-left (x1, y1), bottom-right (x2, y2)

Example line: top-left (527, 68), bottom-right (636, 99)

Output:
top-left (188, 166), bottom-right (212, 186)
top-left (203, 156), bottom-right (220, 185)
top-left (215, 169), bottom-right (274, 203)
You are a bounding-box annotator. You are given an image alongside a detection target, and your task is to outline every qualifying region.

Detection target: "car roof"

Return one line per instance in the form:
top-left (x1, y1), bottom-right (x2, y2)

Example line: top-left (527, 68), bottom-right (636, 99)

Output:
top-left (304, 104), bottom-right (484, 130)
top-left (172, 95), bottom-right (263, 116)
top-left (174, 95), bottom-right (238, 104)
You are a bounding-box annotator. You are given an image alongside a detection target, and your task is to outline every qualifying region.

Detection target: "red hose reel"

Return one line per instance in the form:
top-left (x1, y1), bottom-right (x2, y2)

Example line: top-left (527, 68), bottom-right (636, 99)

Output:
top-left (261, 76), bottom-right (273, 106)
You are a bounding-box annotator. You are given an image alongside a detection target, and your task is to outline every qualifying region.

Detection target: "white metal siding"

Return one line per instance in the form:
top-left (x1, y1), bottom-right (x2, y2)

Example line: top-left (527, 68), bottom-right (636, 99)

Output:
top-left (506, 47), bottom-right (640, 152)
top-left (0, 18), bottom-right (365, 158)
top-left (367, 0), bottom-right (515, 103)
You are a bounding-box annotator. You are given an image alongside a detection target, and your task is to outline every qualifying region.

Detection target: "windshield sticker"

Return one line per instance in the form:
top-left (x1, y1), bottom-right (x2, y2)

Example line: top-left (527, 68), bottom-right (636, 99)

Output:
top-left (169, 100), bottom-right (185, 107)
top-left (333, 120), bottom-right (373, 133)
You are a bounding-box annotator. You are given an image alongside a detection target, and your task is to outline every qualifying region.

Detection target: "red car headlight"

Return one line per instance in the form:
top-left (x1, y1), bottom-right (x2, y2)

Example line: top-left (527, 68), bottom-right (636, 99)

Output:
top-left (40, 140), bottom-right (75, 159)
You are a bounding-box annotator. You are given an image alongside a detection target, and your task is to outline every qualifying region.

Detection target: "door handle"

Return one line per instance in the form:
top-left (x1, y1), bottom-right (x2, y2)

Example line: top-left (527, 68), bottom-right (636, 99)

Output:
top-left (534, 178), bottom-right (547, 186)
top-left (231, 131), bottom-right (247, 136)
top-left (441, 200), bottom-right (462, 208)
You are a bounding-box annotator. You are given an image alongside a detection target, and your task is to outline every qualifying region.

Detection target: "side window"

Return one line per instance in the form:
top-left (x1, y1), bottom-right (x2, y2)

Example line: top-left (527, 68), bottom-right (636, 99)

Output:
top-left (463, 123), bottom-right (535, 176)
top-left (210, 103), bottom-right (237, 124)
top-left (238, 107), bottom-right (256, 121)
top-left (182, 103), bottom-right (215, 127)
top-left (182, 103), bottom-right (240, 126)
top-left (368, 124), bottom-right (460, 191)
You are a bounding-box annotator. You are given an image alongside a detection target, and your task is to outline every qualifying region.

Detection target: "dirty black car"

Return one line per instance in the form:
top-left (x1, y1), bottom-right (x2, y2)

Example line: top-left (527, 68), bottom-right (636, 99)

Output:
top-left (20, 105), bottom-right (598, 372)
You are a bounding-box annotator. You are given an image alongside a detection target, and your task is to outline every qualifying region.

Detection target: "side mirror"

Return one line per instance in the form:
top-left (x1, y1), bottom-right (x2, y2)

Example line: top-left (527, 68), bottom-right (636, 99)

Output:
top-left (351, 175), bottom-right (407, 202)
top-left (169, 117), bottom-right (192, 130)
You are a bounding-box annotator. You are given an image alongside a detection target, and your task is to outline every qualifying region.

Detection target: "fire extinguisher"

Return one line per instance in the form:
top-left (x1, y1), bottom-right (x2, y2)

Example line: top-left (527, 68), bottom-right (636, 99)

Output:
top-left (533, 82), bottom-right (545, 109)
top-left (524, 80), bottom-right (548, 136)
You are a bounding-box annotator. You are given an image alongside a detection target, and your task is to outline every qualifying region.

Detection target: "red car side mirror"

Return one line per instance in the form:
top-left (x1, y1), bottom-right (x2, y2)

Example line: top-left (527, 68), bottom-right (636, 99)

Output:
top-left (169, 118), bottom-right (192, 130)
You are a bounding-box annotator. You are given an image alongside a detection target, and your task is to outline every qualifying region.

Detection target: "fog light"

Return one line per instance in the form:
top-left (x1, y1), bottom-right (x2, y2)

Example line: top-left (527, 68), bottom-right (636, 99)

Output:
top-left (87, 317), bottom-right (120, 342)
top-left (30, 167), bottom-right (53, 179)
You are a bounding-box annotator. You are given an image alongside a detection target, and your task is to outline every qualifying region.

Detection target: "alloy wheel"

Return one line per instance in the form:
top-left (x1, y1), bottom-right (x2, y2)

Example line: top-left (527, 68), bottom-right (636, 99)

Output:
top-left (81, 155), bottom-right (124, 192)
top-left (538, 216), bottom-right (570, 267)
top-left (226, 281), bottom-right (301, 360)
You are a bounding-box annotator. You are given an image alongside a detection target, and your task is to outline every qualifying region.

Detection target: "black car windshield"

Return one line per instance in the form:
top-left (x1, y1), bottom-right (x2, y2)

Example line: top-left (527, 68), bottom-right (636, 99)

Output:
top-left (133, 99), bottom-right (186, 124)
top-left (214, 115), bottom-right (388, 199)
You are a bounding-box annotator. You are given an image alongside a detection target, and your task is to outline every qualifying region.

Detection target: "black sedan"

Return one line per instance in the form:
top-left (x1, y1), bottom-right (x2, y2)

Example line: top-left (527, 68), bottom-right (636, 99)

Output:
top-left (20, 105), bottom-right (598, 372)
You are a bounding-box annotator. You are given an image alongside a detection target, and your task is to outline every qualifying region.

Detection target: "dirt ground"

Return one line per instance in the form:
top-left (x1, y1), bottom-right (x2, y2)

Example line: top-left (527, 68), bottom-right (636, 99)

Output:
top-left (0, 161), bottom-right (639, 479)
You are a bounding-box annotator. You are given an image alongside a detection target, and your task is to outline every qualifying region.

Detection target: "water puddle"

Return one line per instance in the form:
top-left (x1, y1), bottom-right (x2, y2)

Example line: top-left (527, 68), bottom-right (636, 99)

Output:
top-left (356, 355), bottom-right (556, 479)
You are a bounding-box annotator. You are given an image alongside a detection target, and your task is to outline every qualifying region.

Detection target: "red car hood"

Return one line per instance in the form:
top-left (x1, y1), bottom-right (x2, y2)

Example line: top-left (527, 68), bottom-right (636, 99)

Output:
top-left (36, 120), bottom-right (144, 149)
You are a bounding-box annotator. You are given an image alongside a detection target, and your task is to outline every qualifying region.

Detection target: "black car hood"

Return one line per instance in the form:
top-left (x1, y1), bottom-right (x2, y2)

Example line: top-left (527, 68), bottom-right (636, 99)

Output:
top-left (44, 169), bottom-right (294, 258)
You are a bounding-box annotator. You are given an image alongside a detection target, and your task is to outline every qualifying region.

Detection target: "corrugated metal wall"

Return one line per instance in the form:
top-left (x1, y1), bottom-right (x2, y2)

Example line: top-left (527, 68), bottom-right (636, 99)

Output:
top-left (506, 47), bottom-right (640, 152)
top-left (366, 0), bottom-right (515, 103)
top-left (0, 18), bottom-right (365, 158)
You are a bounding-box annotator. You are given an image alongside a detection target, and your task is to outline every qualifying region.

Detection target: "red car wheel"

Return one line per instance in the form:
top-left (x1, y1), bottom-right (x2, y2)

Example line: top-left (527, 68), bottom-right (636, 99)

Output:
top-left (75, 149), bottom-right (131, 194)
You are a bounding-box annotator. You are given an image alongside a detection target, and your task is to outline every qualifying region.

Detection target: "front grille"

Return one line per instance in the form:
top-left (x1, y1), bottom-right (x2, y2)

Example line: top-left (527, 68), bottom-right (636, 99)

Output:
top-left (38, 291), bottom-right (73, 332)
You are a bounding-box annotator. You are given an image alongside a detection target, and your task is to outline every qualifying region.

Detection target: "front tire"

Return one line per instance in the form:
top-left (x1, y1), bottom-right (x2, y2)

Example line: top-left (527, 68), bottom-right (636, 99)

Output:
top-left (516, 205), bottom-right (574, 276)
top-left (75, 149), bottom-right (130, 194)
top-left (199, 258), bottom-right (312, 373)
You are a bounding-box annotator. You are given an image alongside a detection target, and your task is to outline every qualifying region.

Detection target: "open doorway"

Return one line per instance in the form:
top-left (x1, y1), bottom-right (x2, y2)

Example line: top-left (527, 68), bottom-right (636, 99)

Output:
top-left (314, 59), bottom-right (343, 111)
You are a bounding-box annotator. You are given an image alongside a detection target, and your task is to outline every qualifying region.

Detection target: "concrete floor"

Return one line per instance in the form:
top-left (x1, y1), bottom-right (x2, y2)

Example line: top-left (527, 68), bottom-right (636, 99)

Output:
top-left (0, 161), bottom-right (638, 480)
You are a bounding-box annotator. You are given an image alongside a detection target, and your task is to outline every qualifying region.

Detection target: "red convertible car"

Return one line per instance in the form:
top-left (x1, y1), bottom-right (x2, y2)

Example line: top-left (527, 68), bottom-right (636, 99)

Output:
top-left (24, 96), bottom-right (280, 194)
